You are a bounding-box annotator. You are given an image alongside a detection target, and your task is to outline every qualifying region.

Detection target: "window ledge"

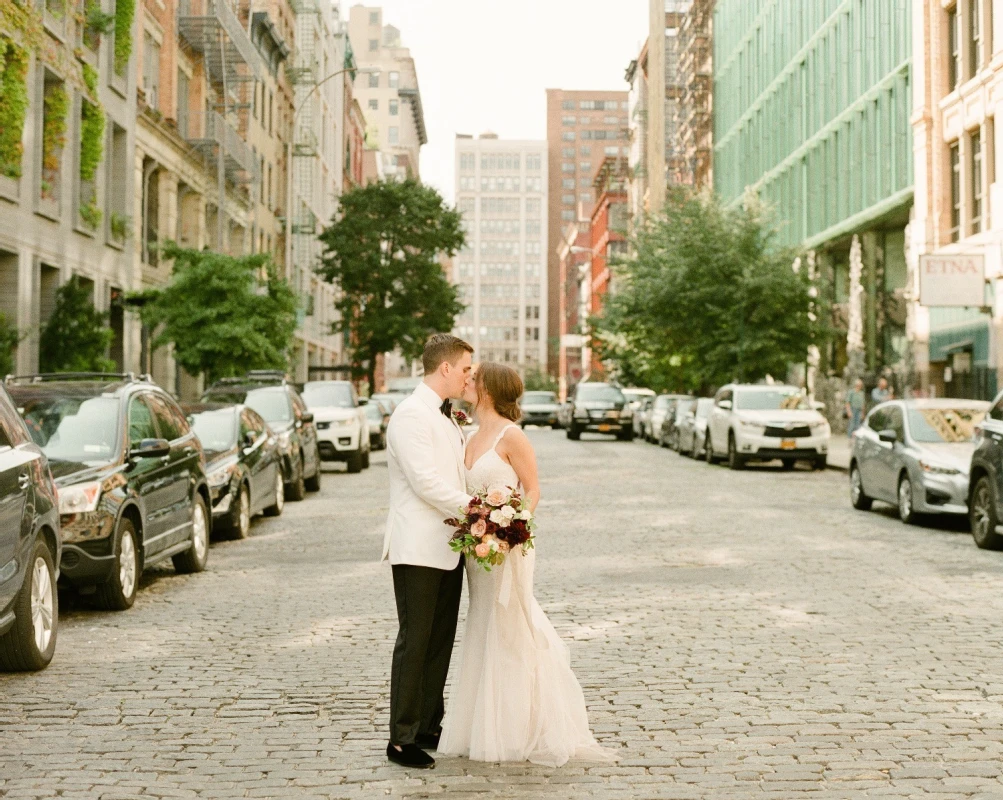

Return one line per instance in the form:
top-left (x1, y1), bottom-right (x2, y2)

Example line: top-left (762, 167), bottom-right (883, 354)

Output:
top-left (0, 176), bottom-right (20, 204)
top-left (35, 196), bottom-right (60, 222)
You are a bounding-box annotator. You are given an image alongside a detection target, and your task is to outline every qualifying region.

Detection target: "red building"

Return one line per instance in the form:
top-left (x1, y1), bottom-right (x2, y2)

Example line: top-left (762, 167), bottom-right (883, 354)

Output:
top-left (588, 157), bottom-right (630, 376)
top-left (556, 219), bottom-right (591, 399)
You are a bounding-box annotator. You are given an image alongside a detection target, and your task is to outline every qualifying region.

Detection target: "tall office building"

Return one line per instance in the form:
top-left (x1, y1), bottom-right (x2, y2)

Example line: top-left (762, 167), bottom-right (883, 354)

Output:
top-left (545, 89), bottom-right (628, 374)
top-left (453, 134), bottom-right (548, 373)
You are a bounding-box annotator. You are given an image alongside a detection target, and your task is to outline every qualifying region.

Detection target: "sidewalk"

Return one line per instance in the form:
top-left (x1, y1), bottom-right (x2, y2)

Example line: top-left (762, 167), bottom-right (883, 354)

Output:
top-left (828, 436), bottom-right (851, 472)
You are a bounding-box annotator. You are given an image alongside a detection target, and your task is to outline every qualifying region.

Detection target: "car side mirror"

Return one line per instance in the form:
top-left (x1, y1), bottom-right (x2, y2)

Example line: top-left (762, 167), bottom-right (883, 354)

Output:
top-left (718, 400), bottom-right (732, 410)
top-left (301, 411), bottom-right (314, 424)
top-left (878, 429), bottom-right (898, 444)
top-left (131, 438), bottom-right (171, 460)
top-left (243, 431), bottom-right (257, 448)
top-left (358, 398), bottom-right (368, 406)
top-left (811, 401), bottom-right (826, 411)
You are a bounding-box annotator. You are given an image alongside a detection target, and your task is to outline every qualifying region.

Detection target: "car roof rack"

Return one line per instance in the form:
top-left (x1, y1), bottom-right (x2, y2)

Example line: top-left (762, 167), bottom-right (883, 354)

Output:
top-left (4, 372), bottom-right (153, 385)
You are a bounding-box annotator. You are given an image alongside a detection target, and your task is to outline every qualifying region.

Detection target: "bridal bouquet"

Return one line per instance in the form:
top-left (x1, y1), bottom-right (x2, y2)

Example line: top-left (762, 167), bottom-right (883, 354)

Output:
top-left (445, 486), bottom-right (536, 571)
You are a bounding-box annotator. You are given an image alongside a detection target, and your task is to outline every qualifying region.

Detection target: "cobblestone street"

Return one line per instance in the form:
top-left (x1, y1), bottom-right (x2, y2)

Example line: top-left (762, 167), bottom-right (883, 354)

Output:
top-left (5, 430), bottom-right (1003, 798)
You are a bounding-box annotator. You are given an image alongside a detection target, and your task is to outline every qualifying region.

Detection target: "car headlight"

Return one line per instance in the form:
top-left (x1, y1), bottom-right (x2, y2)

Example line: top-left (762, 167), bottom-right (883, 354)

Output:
top-left (919, 460), bottom-right (961, 476)
top-left (277, 429), bottom-right (293, 448)
top-left (620, 411), bottom-right (633, 420)
top-left (811, 421), bottom-right (831, 436)
top-left (574, 409), bottom-right (589, 419)
top-left (207, 462), bottom-right (238, 489)
top-left (737, 419), bottom-right (761, 429)
top-left (59, 480), bottom-right (102, 515)
top-left (333, 418), bottom-right (356, 428)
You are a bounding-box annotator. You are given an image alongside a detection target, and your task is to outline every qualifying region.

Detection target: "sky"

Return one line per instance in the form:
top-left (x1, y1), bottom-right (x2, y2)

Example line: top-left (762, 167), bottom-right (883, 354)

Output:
top-left (355, 0), bottom-right (649, 204)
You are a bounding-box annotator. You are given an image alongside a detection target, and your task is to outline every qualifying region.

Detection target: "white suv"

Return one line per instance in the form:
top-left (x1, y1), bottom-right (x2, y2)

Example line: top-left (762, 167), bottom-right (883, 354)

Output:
top-left (302, 381), bottom-right (370, 473)
top-left (705, 384), bottom-right (830, 470)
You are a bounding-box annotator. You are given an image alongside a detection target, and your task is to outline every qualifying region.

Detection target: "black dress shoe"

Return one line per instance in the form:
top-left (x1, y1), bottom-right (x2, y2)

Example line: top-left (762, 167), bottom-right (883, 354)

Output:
top-left (415, 731), bottom-right (441, 750)
top-left (386, 743), bottom-right (435, 769)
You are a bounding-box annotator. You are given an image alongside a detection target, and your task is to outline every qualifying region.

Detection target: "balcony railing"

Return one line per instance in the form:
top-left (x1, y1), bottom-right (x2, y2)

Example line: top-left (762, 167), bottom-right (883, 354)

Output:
top-left (184, 110), bottom-right (259, 185)
top-left (178, 0), bottom-right (260, 86)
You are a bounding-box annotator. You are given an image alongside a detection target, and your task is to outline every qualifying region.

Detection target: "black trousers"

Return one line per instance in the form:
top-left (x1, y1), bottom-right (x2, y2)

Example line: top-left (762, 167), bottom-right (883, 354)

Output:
top-left (389, 559), bottom-right (464, 745)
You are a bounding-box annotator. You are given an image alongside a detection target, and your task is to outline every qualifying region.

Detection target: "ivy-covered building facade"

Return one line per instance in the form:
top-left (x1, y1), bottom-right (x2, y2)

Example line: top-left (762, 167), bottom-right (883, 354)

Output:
top-left (0, 0), bottom-right (139, 374)
top-left (713, 0), bottom-right (914, 388)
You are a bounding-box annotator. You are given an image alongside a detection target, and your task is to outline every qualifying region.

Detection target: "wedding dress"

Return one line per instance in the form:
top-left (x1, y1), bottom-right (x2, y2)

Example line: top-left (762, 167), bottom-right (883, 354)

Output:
top-left (438, 424), bottom-right (616, 767)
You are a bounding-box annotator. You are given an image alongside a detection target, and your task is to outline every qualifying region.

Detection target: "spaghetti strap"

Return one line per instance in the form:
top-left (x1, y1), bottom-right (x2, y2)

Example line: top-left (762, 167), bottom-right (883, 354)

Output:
top-left (491, 423), bottom-right (518, 449)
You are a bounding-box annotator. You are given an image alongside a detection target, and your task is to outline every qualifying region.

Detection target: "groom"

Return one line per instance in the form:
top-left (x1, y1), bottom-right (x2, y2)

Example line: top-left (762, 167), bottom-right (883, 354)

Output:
top-left (383, 333), bottom-right (474, 769)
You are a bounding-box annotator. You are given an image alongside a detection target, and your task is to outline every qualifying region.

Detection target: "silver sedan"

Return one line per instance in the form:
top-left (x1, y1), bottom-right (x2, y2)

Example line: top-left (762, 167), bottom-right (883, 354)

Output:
top-left (677, 398), bottom-right (714, 458)
top-left (849, 399), bottom-right (989, 524)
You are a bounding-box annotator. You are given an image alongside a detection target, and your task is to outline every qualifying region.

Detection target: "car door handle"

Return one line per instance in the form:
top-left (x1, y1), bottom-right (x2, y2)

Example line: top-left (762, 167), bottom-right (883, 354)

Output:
top-left (17, 473), bottom-right (29, 490)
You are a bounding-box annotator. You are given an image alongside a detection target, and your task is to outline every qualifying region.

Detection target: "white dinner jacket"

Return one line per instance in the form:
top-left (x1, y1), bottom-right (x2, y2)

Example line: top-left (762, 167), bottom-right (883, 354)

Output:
top-left (382, 382), bottom-right (471, 571)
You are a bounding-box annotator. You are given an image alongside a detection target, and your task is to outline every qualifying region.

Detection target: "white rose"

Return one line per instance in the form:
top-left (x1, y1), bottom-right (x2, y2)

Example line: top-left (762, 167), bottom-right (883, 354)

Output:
top-left (489, 539), bottom-right (499, 552)
top-left (489, 508), bottom-right (511, 527)
top-left (517, 510), bottom-right (533, 521)
top-left (499, 505), bottom-right (516, 521)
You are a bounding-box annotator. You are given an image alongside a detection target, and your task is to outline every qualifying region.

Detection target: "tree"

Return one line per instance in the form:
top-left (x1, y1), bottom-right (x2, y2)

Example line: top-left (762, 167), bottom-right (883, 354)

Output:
top-left (317, 178), bottom-right (466, 391)
top-left (132, 245), bottom-right (298, 385)
top-left (523, 368), bottom-right (559, 393)
top-left (593, 189), bottom-right (816, 393)
top-left (39, 276), bottom-right (115, 373)
top-left (0, 314), bottom-right (19, 376)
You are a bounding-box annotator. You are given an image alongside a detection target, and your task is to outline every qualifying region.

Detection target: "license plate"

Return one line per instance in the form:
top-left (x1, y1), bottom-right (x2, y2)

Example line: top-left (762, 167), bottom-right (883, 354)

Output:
top-left (598, 424), bottom-right (612, 432)
top-left (781, 439), bottom-right (796, 450)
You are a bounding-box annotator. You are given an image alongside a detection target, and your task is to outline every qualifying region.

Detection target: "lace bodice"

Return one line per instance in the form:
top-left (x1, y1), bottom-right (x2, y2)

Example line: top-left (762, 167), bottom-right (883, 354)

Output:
top-left (465, 424), bottom-right (519, 493)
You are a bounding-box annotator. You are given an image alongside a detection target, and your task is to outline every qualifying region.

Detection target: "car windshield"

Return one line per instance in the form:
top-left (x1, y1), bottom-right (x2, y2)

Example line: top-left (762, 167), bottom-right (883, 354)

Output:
top-left (677, 399), bottom-right (696, 417)
top-left (189, 409), bottom-right (237, 451)
top-left (372, 394), bottom-right (402, 410)
top-left (364, 403), bottom-right (384, 421)
top-left (622, 391), bottom-right (650, 404)
top-left (523, 392), bottom-right (557, 404)
top-left (21, 395), bottom-right (120, 465)
top-left (695, 398), bottom-right (714, 418)
top-left (243, 388), bottom-right (293, 423)
top-left (577, 385), bottom-right (624, 403)
top-left (303, 384), bottom-right (354, 409)
top-left (734, 388), bottom-right (809, 411)
top-left (907, 407), bottom-right (986, 443)
top-left (655, 396), bottom-right (672, 409)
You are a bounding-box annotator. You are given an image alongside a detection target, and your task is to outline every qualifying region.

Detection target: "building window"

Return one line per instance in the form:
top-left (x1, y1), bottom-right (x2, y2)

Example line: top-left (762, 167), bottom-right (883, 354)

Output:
top-left (561, 210), bottom-right (575, 221)
top-left (176, 69), bottom-right (190, 139)
top-left (562, 115), bottom-right (576, 125)
top-left (948, 6), bottom-right (961, 91)
top-left (368, 72), bottom-right (379, 88)
top-left (579, 161), bottom-right (591, 171)
top-left (562, 132), bottom-right (575, 141)
top-left (389, 99), bottom-right (398, 116)
top-left (143, 32), bottom-right (160, 109)
top-left (561, 99), bottom-right (574, 110)
top-left (580, 192), bottom-right (592, 203)
top-left (389, 126), bottom-right (399, 145)
top-left (971, 129), bottom-right (983, 234)
top-left (562, 147), bottom-right (575, 158)
top-left (604, 146), bottom-right (619, 156)
top-left (950, 140), bottom-right (961, 242)
top-left (562, 162), bottom-right (574, 173)
top-left (580, 146), bottom-right (591, 156)
top-left (369, 38), bottom-right (379, 51)
top-left (369, 10), bottom-right (379, 24)
top-left (971, 0), bottom-right (984, 77)
top-left (562, 193), bottom-right (575, 204)
top-left (526, 154), bottom-right (541, 171)
top-left (562, 178), bottom-right (575, 189)
top-left (389, 71), bottom-right (399, 88)
top-left (368, 98), bottom-right (378, 111)
top-left (460, 153), bottom-right (475, 171)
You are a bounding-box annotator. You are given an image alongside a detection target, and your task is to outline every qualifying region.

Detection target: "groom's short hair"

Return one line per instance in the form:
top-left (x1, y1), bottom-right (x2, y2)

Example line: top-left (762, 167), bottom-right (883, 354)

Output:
top-left (422, 334), bottom-right (473, 374)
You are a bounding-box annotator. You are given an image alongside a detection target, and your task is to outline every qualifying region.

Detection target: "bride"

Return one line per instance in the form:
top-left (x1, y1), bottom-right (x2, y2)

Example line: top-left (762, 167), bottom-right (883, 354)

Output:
top-left (438, 362), bottom-right (616, 767)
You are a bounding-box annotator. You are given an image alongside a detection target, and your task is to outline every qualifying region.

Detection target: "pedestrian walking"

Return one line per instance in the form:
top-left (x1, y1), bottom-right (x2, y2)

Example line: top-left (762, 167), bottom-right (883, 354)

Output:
top-left (871, 377), bottom-right (893, 406)
top-left (845, 378), bottom-right (865, 436)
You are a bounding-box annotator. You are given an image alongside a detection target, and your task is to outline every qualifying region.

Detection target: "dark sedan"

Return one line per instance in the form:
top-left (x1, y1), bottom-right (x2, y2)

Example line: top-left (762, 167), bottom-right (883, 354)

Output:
top-left (566, 383), bottom-right (634, 441)
top-left (185, 404), bottom-right (285, 539)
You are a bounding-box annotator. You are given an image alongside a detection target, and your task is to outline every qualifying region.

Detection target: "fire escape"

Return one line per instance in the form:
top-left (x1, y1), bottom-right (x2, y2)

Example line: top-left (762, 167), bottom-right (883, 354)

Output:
top-left (177, 0), bottom-right (261, 248)
top-left (679, 0), bottom-right (713, 188)
top-left (665, 2), bottom-right (689, 187)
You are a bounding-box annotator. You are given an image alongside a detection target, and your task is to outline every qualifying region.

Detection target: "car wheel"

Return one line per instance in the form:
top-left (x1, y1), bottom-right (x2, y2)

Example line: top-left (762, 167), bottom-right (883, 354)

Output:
top-left (286, 455), bottom-right (306, 501)
top-left (96, 518), bottom-right (140, 611)
top-left (346, 449), bottom-right (363, 473)
top-left (705, 434), bottom-right (717, 464)
top-left (263, 468), bottom-right (285, 517)
top-left (0, 539), bottom-right (58, 671)
top-left (897, 474), bottom-right (917, 525)
top-left (727, 433), bottom-right (745, 470)
top-left (227, 483), bottom-right (251, 540)
top-left (362, 447), bottom-right (370, 469)
top-left (849, 463), bottom-right (873, 510)
top-left (616, 429), bottom-right (633, 441)
top-left (567, 424), bottom-right (581, 441)
top-left (780, 459), bottom-right (796, 471)
top-left (813, 456), bottom-right (828, 471)
top-left (173, 494), bottom-right (209, 574)
top-left (304, 450), bottom-right (322, 492)
top-left (970, 476), bottom-right (1003, 550)
top-left (551, 422), bottom-right (561, 430)
top-left (379, 432), bottom-right (387, 449)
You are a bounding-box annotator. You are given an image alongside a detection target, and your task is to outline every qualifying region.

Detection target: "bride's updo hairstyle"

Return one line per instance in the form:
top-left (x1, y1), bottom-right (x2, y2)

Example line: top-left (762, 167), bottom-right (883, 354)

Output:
top-left (476, 362), bottom-right (524, 422)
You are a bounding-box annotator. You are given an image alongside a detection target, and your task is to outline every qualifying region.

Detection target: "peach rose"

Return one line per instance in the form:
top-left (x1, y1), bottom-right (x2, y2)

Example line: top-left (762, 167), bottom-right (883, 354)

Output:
top-left (497, 540), bottom-right (510, 553)
top-left (474, 542), bottom-right (491, 559)
top-left (485, 486), bottom-right (511, 507)
top-left (470, 519), bottom-right (487, 538)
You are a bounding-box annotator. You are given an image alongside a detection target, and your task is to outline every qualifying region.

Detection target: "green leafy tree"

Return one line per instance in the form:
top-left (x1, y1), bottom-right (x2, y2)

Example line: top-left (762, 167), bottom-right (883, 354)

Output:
top-left (39, 276), bottom-right (115, 373)
top-left (132, 245), bottom-right (298, 385)
top-left (0, 313), bottom-right (20, 376)
top-left (523, 368), bottom-right (559, 393)
top-left (593, 189), bottom-right (816, 393)
top-left (317, 178), bottom-right (466, 390)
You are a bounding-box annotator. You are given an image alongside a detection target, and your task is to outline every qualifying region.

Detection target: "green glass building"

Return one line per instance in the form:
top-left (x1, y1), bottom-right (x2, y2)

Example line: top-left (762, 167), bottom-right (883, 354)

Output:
top-left (713, 0), bottom-right (913, 375)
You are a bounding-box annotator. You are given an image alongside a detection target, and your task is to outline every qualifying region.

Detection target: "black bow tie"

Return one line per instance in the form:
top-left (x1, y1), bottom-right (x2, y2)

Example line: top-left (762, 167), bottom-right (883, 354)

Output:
top-left (440, 399), bottom-right (452, 419)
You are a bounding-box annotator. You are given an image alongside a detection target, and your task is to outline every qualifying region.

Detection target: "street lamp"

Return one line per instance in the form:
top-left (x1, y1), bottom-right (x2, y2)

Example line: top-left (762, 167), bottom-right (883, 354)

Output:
top-left (284, 65), bottom-right (380, 378)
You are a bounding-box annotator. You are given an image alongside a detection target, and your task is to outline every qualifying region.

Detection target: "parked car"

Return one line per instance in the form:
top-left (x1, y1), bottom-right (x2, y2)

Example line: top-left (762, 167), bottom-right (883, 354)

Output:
top-left (706, 384), bottom-right (830, 470)
top-left (371, 392), bottom-right (409, 414)
top-left (565, 383), bottom-right (633, 441)
top-left (520, 391), bottom-right (561, 428)
top-left (660, 398), bottom-right (696, 449)
top-left (0, 382), bottom-right (60, 671)
top-left (646, 395), bottom-right (692, 443)
top-left (677, 398), bottom-right (715, 459)
top-left (302, 380), bottom-right (370, 473)
top-left (622, 388), bottom-right (655, 416)
top-left (10, 373), bottom-right (210, 611)
top-left (364, 400), bottom-right (391, 450)
top-left (633, 396), bottom-right (653, 439)
top-left (184, 403), bottom-right (285, 539)
top-left (202, 372), bottom-right (321, 500)
top-left (969, 393), bottom-right (1003, 548)
top-left (851, 399), bottom-right (988, 526)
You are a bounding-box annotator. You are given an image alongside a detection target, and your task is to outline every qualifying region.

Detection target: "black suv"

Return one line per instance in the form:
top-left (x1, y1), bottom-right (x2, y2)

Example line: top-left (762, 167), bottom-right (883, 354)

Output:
top-left (566, 383), bottom-right (633, 441)
top-left (202, 371), bottom-right (321, 501)
top-left (0, 383), bottom-right (60, 670)
top-left (968, 391), bottom-right (1003, 549)
top-left (8, 374), bottom-right (210, 610)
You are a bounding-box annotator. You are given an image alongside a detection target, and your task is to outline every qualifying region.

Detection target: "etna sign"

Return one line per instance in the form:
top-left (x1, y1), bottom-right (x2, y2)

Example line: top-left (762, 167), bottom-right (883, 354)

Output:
top-left (919, 253), bottom-right (986, 307)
